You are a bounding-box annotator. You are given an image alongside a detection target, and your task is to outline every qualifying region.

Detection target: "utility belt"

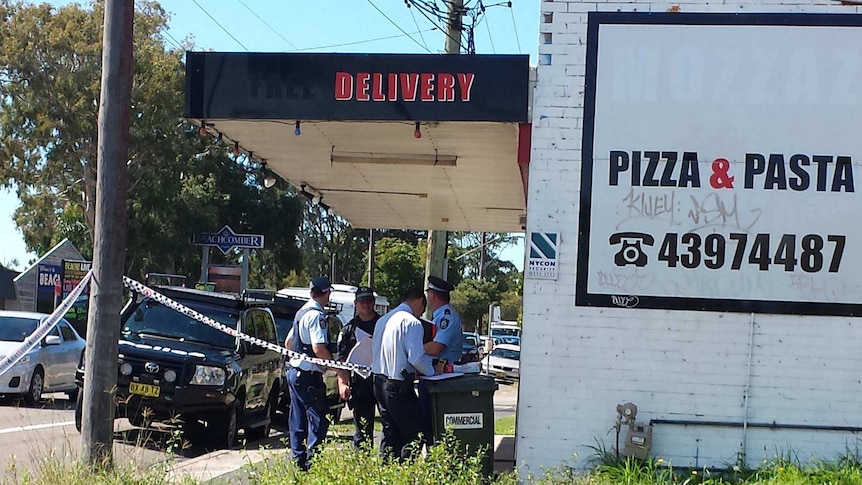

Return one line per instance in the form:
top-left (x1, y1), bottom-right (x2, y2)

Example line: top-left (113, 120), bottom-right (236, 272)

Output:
top-left (374, 371), bottom-right (416, 392)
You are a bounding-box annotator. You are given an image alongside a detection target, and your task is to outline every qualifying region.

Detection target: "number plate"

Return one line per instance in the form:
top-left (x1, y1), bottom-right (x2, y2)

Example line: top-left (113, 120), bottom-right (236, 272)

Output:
top-left (129, 382), bottom-right (160, 398)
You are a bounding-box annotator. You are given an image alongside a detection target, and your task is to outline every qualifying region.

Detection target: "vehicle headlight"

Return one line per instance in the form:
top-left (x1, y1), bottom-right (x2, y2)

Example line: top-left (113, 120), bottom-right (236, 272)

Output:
top-left (189, 365), bottom-right (226, 386)
top-left (16, 355), bottom-right (31, 365)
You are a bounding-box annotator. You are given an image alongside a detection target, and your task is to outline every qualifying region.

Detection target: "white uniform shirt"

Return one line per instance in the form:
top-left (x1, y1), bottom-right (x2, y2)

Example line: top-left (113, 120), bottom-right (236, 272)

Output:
top-left (288, 299), bottom-right (328, 373)
top-left (371, 302), bottom-right (435, 380)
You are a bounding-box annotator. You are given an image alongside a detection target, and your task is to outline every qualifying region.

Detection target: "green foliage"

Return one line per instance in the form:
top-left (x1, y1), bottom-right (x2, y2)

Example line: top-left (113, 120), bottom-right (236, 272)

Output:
top-left (0, 1), bottom-right (304, 286)
top-left (252, 434), bottom-right (508, 485)
top-left (370, 237), bottom-right (425, 302)
top-left (451, 278), bottom-right (500, 332)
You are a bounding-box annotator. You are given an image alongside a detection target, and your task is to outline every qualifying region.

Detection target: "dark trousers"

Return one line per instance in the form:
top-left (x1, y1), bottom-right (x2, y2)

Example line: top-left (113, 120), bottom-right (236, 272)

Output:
top-left (417, 379), bottom-right (435, 444)
top-left (288, 368), bottom-right (329, 470)
top-left (350, 376), bottom-right (377, 449)
top-left (373, 374), bottom-right (425, 460)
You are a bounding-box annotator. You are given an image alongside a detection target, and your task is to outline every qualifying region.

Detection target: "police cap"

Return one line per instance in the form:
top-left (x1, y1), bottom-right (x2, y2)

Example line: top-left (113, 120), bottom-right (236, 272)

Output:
top-left (310, 276), bottom-right (332, 293)
top-left (355, 286), bottom-right (375, 301)
top-left (427, 276), bottom-right (454, 294)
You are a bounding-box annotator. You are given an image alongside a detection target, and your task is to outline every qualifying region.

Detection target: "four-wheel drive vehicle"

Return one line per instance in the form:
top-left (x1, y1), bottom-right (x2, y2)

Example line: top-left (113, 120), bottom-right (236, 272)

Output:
top-left (74, 287), bottom-right (282, 449)
top-left (267, 294), bottom-right (345, 422)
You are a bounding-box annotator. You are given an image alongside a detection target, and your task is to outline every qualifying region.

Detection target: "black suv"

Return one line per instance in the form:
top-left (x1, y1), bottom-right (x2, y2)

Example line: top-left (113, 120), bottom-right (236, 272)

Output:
top-left (74, 286), bottom-right (282, 449)
top-left (266, 294), bottom-right (345, 422)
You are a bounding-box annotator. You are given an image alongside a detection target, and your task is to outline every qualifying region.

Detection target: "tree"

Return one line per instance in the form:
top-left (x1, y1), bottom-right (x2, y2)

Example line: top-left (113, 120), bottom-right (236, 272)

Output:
top-left (451, 278), bottom-right (500, 333)
top-left (370, 237), bottom-right (425, 302)
top-left (0, 1), bottom-right (304, 286)
top-left (297, 204), bottom-right (368, 285)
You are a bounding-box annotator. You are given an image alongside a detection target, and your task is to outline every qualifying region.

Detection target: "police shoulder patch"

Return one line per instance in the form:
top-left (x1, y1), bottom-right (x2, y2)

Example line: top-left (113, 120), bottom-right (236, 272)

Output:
top-left (319, 314), bottom-right (327, 328)
top-left (440, 318), bottom-right (450, 330)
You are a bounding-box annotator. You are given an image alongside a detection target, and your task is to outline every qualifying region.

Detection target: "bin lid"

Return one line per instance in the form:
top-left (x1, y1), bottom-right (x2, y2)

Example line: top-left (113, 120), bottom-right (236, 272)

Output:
top-left (426, 374), bottom-right (499, 393)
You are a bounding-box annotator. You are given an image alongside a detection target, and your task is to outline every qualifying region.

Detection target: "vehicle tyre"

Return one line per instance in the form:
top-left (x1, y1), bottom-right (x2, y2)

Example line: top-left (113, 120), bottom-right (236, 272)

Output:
top-left (23, 369), bottom-right (44, 407)
top-left (246, 391), bottom-right (277, 442)
top-left (208, 403), bottom-right (238, 449)
top-left (67, 387), bottom-right (79, 403)
top-left (74, 389), bottom-right (83, 432)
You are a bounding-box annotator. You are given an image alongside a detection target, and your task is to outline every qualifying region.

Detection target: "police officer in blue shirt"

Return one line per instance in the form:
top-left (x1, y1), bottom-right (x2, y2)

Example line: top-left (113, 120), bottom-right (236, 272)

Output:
top-left (371, 287), bottom-right (441, 460)
top-left (418, 275), bottom-right (464, 442)
top-left (285, 276), bottom-right (341, 471)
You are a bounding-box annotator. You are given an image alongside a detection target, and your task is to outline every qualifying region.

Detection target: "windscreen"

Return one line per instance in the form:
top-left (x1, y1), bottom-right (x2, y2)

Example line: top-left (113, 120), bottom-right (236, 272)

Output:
top-left (492, 347), bottom-right (520, 361)
top-left (123, 300), bottom-right (238, 349)
top-left (0, 316), bottom-right (39, 342)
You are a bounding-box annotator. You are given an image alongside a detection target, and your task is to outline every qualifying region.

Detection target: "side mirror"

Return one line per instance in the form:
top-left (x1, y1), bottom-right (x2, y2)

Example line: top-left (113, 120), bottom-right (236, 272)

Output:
top-left (45, 335), bottom-right (62, 346)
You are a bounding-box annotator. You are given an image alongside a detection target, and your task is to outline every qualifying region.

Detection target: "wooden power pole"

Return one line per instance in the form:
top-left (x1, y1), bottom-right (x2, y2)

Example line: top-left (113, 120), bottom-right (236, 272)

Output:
top-left (424, 0), bottom-right (464, 305)
top-left (81, 0), bottom-right (134, 466)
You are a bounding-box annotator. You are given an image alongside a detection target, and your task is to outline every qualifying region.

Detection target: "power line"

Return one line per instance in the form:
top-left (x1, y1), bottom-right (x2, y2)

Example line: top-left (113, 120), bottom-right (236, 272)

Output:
top-left (408, 6), bottom-right (431, 52)
top-left (509, 2), bottom-right (521, 52)
top-left (191, 0), bottom-right (249, 51)
top-left (366, 0), bottom-right (432, 53)
top-left (295, 29), bottom-right (438, 52)
top-left (408, 0), bottom-right (467, 53)
top-left (236, 0), bottom-right (299, 50)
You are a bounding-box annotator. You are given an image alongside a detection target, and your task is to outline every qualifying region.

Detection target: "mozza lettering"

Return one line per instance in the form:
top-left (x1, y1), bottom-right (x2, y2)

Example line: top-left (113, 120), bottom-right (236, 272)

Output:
top-left (744, 153), bottom-right (854, 192)
top-left (609, 151), bottom-right (701, 188)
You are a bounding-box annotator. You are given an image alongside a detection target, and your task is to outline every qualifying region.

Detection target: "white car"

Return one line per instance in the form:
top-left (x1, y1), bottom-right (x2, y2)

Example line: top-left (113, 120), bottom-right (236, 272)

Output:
top-left (484, 343), bottom-right (520, 381)
top-left (0, 311), bottom-right (85, 405)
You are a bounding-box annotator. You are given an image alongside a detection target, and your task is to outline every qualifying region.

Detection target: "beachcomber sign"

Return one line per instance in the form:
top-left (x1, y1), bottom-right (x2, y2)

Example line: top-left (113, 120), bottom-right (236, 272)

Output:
top-left (576, 13), bottom-right (862, 316)
top-left (194, 225), bottom-right (264, 254)
top-left (444, 412), bottom-right (484, 430)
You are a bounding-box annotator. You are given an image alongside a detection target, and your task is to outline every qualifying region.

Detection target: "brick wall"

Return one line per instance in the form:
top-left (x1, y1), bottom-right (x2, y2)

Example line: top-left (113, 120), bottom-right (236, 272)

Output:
top-left (520, 0), bottom-right (862, 475)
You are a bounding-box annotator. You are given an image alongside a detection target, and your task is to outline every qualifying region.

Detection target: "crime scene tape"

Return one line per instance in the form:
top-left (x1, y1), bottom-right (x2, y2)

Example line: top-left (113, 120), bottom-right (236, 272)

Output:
top-left (121, 276), bottom-right (372, 378)
top-left (0, 270), bottom-right (93, 378)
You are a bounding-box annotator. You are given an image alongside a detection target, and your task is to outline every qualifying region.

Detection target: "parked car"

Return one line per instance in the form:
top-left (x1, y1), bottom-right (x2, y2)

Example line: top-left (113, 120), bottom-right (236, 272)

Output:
top-left (74, 286), bottom-right (282, 449)
top-left (460, 331), bottom-right (483, 363)
top-left (0, 311), bottom-right (85, 405)
top-left (267, 294), bottom-right (346, 422)
top-left (484, 343), bottom-right (520, 381)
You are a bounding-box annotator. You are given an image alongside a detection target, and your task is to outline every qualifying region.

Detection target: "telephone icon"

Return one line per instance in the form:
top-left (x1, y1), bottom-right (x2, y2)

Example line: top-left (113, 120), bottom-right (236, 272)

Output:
top-left (609, 232), bottom-right (655, 267)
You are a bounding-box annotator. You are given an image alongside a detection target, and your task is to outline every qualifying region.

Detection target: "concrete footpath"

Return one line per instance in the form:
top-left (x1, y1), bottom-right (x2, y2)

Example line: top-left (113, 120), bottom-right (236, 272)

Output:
top-left (166, 382), bottom-right (519, 482)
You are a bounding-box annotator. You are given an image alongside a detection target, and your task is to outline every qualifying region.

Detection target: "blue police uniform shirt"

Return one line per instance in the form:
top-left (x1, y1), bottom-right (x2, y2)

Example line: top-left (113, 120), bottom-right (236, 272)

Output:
top-left (371, 303), bottom-right (435, 380)
top-left (288, 299), bottom-right (329, 373)
top-left (432, 303), bottom-right (463, 364)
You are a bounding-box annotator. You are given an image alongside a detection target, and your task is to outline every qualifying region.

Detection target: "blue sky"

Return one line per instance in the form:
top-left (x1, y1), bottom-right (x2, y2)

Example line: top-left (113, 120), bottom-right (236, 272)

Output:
top-left (1, 0), bottom-right (536, 271)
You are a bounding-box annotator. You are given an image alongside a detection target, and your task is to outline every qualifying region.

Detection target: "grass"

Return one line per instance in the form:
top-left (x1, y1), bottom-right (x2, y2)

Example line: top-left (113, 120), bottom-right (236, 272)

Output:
top-left (11, 436), bottom-right (862, 485)
top-left (495, 415), bottom-right (516, 435)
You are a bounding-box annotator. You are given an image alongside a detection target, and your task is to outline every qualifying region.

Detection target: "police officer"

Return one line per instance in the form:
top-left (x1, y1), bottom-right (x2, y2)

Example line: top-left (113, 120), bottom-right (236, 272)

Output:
top-left (337, 286), bottom-right (380, 449)
top-left (371, 287), bottom-right (441, 460)
top-left (424, 276), bottom-right (464, 365)
top-left (419, 275), bottom-right (464, 442)
top-left (285, 276), bottom-right (339, 471)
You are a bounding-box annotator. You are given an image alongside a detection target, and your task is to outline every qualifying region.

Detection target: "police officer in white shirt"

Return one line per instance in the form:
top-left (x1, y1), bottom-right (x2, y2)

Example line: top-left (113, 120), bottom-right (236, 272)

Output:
top-left (371, 287), bottom-right (442, 460)
top-left (285, 276), bottom-right (341, 471)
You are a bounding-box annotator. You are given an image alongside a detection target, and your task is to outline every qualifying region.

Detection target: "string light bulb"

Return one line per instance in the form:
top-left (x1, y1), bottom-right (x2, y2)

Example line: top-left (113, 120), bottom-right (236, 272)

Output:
top-left (294, 121), bottom-right (301, 136)
top-left (414, 122), bottom-right (422, 139)
top-left (233, 142), bottom-right (240, 157)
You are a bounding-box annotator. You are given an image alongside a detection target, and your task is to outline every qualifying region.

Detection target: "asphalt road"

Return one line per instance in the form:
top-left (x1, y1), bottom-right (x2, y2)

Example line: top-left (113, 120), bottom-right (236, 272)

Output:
top-left (0, 382), bottom-right (519, 479)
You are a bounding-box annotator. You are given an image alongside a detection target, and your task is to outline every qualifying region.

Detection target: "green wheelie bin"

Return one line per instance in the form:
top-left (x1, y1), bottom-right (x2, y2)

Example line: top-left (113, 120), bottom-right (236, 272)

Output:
top-left (426, 374), bottom-right (498, 475)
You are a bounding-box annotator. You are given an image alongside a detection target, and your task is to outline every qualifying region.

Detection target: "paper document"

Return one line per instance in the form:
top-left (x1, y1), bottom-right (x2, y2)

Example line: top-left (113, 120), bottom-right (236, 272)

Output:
top-left (420, 372), bottom-right (464, 381)
top-left (345, 336), bottom-right (373, 368)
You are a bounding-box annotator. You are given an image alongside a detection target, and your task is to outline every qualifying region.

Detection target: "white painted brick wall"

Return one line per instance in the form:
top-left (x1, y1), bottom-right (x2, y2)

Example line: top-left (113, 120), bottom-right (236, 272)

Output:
top-left (521, 0), bottom-right (862, 477)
